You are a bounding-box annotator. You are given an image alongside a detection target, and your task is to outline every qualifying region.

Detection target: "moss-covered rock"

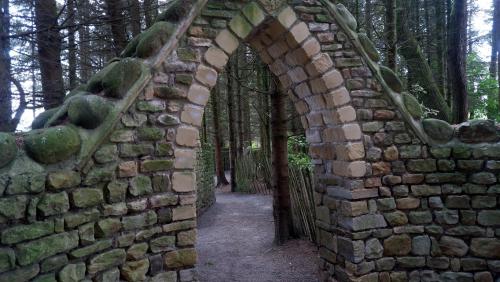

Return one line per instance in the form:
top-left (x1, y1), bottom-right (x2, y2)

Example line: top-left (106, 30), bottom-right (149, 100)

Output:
top-left (336, 4), bottom-right (357, 31)
top-left (380, 66), bottom-right (403, 93)
top-left (358, 33), bottom-right (380, 62)
top-left (87, 62), bottom-right (119, 94)
top-left (156, 0), bottom-right (194, 23)
top-left (68, 95), bottom-right (111, 129)
top-left (24, 126), bottom-right (81, 164)
top-left (120, 33), bottom-right (143, 58)
top-left (0, 133), bottom-right (17, 168)
top-left (31, 107), bottom-right (60, 130)
top-left (64, 85), bottom-right (88, 101)
top-left (457, 119), bottom-right (499, 143)
top-left (136, 21), bottom-right (175, 58)
top-left (87, 58), bottom-right (144, 98)
top-left (154, 86), bottom-right (185, 99)
top-left (422, 118), bottom-right (454, 143)
top-left (402, 93), bottom-right (423, 119)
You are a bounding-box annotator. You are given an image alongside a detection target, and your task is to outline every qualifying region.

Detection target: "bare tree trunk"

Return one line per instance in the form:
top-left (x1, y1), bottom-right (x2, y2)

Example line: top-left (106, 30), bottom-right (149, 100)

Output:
top-left (384, 0), bottom-right (397, 70)
top-left (237, 50), bottom-right (244, 157)
top-left (211, 85), bottom-right (229, 187)
top-left (490, 0), bottom-right (499, 102)
top-left (257, 62), bottom-right (271, 157)
top-left (129, 0), bottom-right (141, 37)
top-left (143, 0), bottom-right (158, 28)
top-left (435, 0), bottom-right (446, 96)
top-left (78, 0), bottom-right (91, 82)
top-left (35, 0), bottom-right (65, 109)
top-left (104, 0), bottom-right (128, 55)
top-left (397, 0), bottom-right (452, 122)
top-left (67, 0), bottom-right (78, 89)
top-left (364, 0), bottom-right (372, 39)
top-left (447, 0), bottom-right (468, 123)
top-left (0, 0), bottom-right (13, 131)
top-left (271, 80), bottom-right (292, 245)
top-left (227, 58), bottom-right (238, 192)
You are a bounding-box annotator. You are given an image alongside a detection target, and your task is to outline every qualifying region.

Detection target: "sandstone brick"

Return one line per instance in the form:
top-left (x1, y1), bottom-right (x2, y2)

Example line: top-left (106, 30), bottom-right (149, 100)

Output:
top-left (302, 37), bottom-right (321, 57)
top-left (187, 83), bottom-right (210, 106)
top-left (195, 64), bottom-right (218, 87)
top-left (287, 22), bottom-right (310, 47)
top-left (172, 206), bottom-right (196, 221)
top-left (174, 149), bottom-right (196, 169)
top-left (241, 2), bottom-right (266, 26)
top-left (333, 161), bottom-right (366, 177)
top-left (215, 29), bottom-right (239, 55)
top-left (305, 53), bottom-right (333, 76)
top-left (204, 46), bottom-right (229, 71)
top-left (229, 15), bottom-right (253, 39)
top-left (118, 161), bottom-right (137, 178)
top-left (172, 172), bottom-right (195, 192)
top-left (181, 104), bottom-right (204, 127)
top-left (176, 126), bottom-right (199, 147)
top-left (277, 6), bottom-right (297, 29)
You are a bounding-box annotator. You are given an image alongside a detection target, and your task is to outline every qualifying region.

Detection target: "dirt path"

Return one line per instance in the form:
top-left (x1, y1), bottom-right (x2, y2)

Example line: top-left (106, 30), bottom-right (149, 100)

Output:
top-left (196, 191), bottom-right (319, 282)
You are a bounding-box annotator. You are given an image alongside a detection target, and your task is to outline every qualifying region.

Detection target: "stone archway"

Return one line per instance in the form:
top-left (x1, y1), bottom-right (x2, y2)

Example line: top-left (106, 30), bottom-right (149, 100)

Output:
top-left (1, 1), bottom-right (500, 282)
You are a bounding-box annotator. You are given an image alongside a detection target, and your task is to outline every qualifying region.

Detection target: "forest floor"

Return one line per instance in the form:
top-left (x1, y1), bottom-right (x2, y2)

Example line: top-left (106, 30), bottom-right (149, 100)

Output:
top-left (195, 189), bottom-right (319, 282)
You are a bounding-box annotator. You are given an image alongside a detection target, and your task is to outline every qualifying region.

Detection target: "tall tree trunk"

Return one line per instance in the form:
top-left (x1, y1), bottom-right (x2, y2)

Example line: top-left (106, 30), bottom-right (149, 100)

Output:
top-left (397, 0), bottom-right (452, 122)
top-left (78, 0), bottom-right (91, 82)
top-left (211, 85), bottom-right (229, 187)
top-left (227, 58), bottom-right (238, 192)
top-left (129, 0), bottom-right (141, 37)
top-left (364, 0), bottom-right (372, 39)
top-left (104, 0), bottom-right (128, 55)
top-left (490, 0), bottom-right (499, 80)
top-left (258, 62), bottom-right (271, 157)
top-left (435, 0), bottom-right (446, 96)
top-left (237, 49), bottom-right (244, 157)
top-left (143, 0), bottom-right (158, 28)
top-left (0, 0), bottom-right (13, 131)
top-left (35, 0), bottom-right (65, 109)
top-left (384, 0), bottom-right (397, 70)
top-left (271, 80), bottom-right (292, 245)
top-left (423, 0), bottom-right (431, 64)
top-left (67, 0), bottom-right (78, 89)
top-left (447, 0), bottom-right (468, 123)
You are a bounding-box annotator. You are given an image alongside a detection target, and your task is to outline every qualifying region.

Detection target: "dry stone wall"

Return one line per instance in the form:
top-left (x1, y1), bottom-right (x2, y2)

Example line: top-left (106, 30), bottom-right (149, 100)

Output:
top-left (0, 0), bottom-right (500, 281)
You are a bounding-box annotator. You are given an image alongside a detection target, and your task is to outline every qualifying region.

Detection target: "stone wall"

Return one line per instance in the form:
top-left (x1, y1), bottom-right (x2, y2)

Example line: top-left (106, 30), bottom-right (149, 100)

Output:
top-left (0, 0), bottom-right (499, 281)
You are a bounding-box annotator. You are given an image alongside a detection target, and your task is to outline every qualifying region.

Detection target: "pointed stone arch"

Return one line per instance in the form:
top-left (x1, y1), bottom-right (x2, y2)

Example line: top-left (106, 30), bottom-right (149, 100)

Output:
top-left (1, 1), bottom-right (500, 282)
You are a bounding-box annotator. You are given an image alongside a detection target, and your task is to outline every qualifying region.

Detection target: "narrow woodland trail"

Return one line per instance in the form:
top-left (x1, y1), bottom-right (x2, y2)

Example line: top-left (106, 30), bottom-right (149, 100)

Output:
top-left (196, 191), bottom-right (319, 282)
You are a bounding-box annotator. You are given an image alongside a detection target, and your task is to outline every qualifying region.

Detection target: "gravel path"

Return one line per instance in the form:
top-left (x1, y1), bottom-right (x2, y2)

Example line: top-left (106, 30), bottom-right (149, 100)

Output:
top-left (196, 192), bottom-right (319, 282)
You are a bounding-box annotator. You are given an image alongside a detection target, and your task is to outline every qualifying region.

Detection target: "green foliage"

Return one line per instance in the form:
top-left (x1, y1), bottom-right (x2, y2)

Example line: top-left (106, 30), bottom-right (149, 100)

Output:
top-left (195, 142), bottom-right (215, 211)
top-left (467, 52), bottom-right (500, 120)
top-left (408, 84), bottom-right (440, 118)
top-left (287, 135), bottom-right (312, 170)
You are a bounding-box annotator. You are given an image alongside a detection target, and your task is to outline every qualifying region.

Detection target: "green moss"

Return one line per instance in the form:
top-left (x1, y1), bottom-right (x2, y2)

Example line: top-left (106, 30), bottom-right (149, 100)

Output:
top-left (68, 95), bottom-right (112, 129)
top-left (177, 48), bottom-right (199, 62)
top-left (156, 0), bottom-right (194, 23)
top-left (64, 85), bottom-right (88, 101)
top-left (0, 133), bottom-right (17, 168)
top-left (336, 4), bottom-right (357, 30)
top-left (422, 118), bottom-right (454, 143)
top-left (120, 33), bottom-right (143, 58)
top-left (87, 58), bottom-right (144, 98)
top-left (402, 93), bottom-right (423, 119)
top-left (380, 66), bottom-right (403, 93)
top-left (31, 107), bottom-right (60, 130)
top-left (154, 86), bottom-right (185, 99)
top-left (24, 126), bottom-right (81, 164)
top-left (136, 22), bottom-right (175, 58)
top-left (358, 33), bottom-right (380, 62)
top-left (86, 62), bottom-right (119, 94)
